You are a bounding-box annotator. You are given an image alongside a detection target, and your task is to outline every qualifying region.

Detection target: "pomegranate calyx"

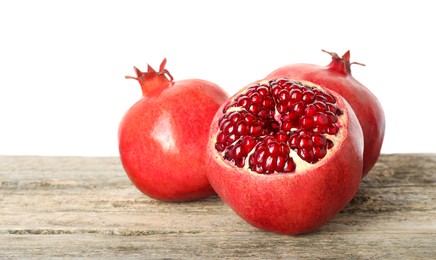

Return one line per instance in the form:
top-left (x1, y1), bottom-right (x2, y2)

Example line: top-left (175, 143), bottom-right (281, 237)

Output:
top-left (125, 58), bottom-right (174, 96)
top-left (322, 49), bottom-right (365, 76)
top-left (321, 49), bottom-right (340, 60)
top-left (158, 58), bottom-right (174, 80)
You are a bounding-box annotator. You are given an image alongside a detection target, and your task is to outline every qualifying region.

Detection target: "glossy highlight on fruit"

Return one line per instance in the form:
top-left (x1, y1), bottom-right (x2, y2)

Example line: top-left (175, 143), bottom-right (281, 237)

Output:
top-left (119, 59), bottom-right (229, 202)
top-left (266, 50), bottom-right (385, 177)
top-left (207, 78), bottom-right (363, 235)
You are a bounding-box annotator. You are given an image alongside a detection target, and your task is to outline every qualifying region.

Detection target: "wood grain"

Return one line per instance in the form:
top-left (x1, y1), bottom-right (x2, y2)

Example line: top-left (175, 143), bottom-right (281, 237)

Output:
top-left (0, 154), bottom-right (435, 259)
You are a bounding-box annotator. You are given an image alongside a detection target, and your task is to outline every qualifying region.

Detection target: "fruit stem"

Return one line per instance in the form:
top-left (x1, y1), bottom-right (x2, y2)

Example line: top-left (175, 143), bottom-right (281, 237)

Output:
top-left (322, 49), bottom-right (365, 76)
top-left (125, 58), bottom-right (174, 96)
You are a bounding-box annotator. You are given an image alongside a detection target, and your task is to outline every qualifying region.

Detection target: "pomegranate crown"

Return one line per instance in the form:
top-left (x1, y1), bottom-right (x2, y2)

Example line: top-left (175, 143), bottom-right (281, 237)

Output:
top-left (125, 58), bottom-right (174, 96)
top-left (322, 49), bottom-right (365, 75)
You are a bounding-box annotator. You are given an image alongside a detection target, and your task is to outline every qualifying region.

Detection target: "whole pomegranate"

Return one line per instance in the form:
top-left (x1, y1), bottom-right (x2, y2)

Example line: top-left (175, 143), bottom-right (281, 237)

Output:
top-left (207, 78), bottom-right (363, 235)
top-left (119, 59), bottom-right (229, 202)
top-left (266, 50), bottom-right (385, 177)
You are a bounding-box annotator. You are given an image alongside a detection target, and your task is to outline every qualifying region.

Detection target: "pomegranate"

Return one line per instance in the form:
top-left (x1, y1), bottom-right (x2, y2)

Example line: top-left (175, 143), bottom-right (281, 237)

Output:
top-left (119, 59), bottom-right (229, 202)
top-left (266, 50), bottom-right (385, 177)
top-left (207, 78), bottom-right (363, 235)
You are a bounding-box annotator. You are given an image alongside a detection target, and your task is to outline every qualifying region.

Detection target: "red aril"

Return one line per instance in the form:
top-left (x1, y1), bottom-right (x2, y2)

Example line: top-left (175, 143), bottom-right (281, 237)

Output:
top-left (266, 50), bottom-right (385, 177)
top-left (119, 59), bottom-right (229, 202)
top-left (207, 78), bottom-right (363, 235)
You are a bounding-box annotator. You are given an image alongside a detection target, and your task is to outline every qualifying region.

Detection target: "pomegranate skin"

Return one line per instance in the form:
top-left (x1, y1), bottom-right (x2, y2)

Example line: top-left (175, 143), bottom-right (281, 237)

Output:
top-left (266, 51), bottom-right (385, 177)
top-left (206, 79), bottom-right (363, 235)
top-left (119, 60), bottom-right (229, 202)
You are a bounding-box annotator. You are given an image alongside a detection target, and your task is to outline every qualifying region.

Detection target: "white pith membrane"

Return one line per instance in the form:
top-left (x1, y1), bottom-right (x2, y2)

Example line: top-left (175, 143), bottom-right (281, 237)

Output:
top-left (213, 78), bottom-right (345, 175)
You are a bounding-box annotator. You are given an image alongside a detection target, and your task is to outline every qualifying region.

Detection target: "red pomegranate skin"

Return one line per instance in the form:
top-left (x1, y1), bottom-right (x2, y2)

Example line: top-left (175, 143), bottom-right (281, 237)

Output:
top-left (119, 60), bottom-right (229, 202)
top-left (266, 51), bottom-right (385, 177)
top-left (206, 79), bottom-right (363, 235)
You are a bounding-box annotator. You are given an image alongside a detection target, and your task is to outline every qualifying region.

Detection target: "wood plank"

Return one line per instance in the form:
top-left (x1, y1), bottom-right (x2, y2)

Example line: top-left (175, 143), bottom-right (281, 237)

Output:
top-left (0, 154), bottom-right (435, 259)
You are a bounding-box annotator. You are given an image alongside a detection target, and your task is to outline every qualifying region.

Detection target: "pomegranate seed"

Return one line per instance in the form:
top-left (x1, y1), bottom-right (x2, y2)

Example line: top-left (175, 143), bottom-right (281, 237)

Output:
top-left (326, 103), bottom-right (337, 114)
top-left (263, 97), bottom-right (274, 108)
top-left (276, 155), bottom-right (286, 171)
top-left (229, 112), bottom-right (242, 123)
top-left (313, 101), bottom-right (327, 112)
top-left (244, 114), bottom-right (256, 123)
top-left (237, 121), bottom-right (249, 135)
top-left (249, 104), bottom-right (260, 113)
top-left (281, 121), bottom-right (293, 132)
top-left (313, 146), bottom-right (327, 160)
top-left (282, 111), bottom-right (298, 121)
top-left (267, 142), bottom-right (281, 156)
top-left (324, 93), bottom-right (336, 103)
top-left (251, 92), bottom-right (263, 104)
top-left (290, 84), bottom-right (301, 91)
top-left (258, 109), bottom-right (269, 118)
top-left (224, 124), bottom-right (235, 134)
top-left (276, 131), bottom-right (289, 142)
top-left (283, 158), bottom-right (296, 172)
top-left (276, 78), bottom-right (288, 86)
top-left (238, 97), bottom-right (250, 107)
top-left (254, 164), bottom-right (266, 174)
top-left (325, 111), bottom-right (337, 123)
top-left (264, 155), bottom-right (276, 173)
top-left (279, 90), bottom-right (290, 102)
top-left (312, 133), bottom-right (327, 146)
top-left (313, 112), bottom-right (329, 127)
top-left (255, 148), bottom-right (267, 164)
top-left (269, 120), bottom-right (280, 131)
top-left (327, 139), bottom-right (334, 149)
top-left (290, 89), bottom-right (303, 101)
top-left (305, 104), bottom-right (317, 116)
top-left (298, 148), bottom-right (314, 163)
top-left (224, 147), bottom-right (234, 161)
top-left (242, 136), bottom-right (256, 153)
top-left (280, 143), bottom-right (290, 155)
top-left (217, 132), bottom-right (226, 143)
top-left (235, 158), bottom-right (245, 167)
top-left (298, 135), bottom-right (313, 149)
top-left (271, 86), bottom-right (281, 97)
top-left (226, 134), bottom-right (238, 145)
top-left (315, 95), bottom-right (327, 102)
top-left (219, 118), bottom-right (229, 128)
top-left (277, 104), bottom-right (287, 114)
top-left (326, 125), bottom-right (339, 135)
top-left (232, 145), bottom-right (245, 159)
top-left (289, 134), bottom-right (298, 149)
top-left (302, 91), bottom-right (315, 103)
top-left (215, 143), bottom-right (225, 152)
top-left (263, 136), bottom-right (275, 144)
top-left (250, 124), bottom-right (262, 136)
top-left (312, 89), bottom-right (322, 95)
top-left (257, 86), bottom-right (269, 96)
top-left (297, 129), bottom-right (310, 136)
top-left (292, 102), bottom-right (305, 115)
top-left (300, 116), bottom-right (315, 129)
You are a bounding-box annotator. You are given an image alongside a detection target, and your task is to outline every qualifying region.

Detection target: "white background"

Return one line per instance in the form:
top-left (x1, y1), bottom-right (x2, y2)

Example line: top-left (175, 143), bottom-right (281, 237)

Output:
top-left (1, 0), bottom-right (435, 156)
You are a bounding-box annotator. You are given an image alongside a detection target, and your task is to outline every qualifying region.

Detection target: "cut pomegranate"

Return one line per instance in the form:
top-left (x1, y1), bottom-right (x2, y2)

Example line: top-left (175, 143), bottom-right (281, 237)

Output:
top-left (207, 78), bottom-right (363, 235)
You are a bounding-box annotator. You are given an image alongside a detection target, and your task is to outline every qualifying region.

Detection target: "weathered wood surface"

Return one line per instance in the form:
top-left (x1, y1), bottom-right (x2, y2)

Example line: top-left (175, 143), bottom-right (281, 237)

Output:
top-left (0, 154), bottom-right (435, 259)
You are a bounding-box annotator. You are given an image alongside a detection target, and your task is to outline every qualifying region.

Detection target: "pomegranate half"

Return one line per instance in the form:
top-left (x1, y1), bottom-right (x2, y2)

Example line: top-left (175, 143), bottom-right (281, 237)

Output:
top-left (207, 78), bottom-right (363, 235)
top-left (266, 50), bottom-right (385, 177)
top-left (119, 59), bottom-right (229, 202)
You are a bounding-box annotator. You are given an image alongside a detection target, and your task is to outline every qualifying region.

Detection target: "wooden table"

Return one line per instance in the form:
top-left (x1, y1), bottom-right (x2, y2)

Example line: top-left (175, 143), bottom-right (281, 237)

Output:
top-left (1, 154), bottom-right (435, 259)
